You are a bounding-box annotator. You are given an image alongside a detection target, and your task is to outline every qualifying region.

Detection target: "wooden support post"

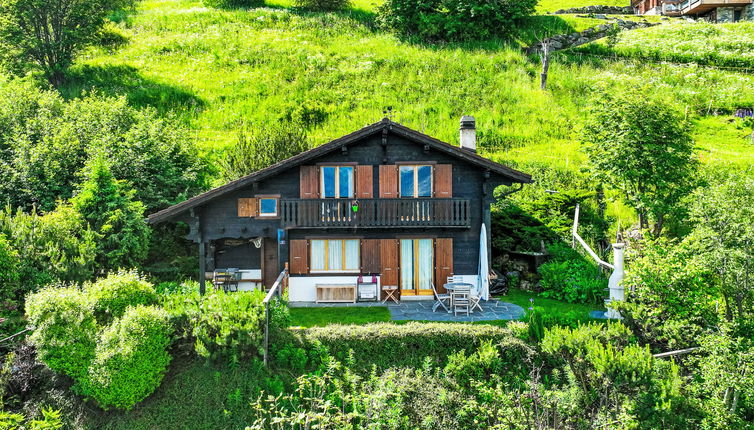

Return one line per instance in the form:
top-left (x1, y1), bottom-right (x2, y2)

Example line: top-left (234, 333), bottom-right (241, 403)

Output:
top-left (540, 41), bottom-right (550, 90)
top-left (198, 241), bottom-right (206, 295)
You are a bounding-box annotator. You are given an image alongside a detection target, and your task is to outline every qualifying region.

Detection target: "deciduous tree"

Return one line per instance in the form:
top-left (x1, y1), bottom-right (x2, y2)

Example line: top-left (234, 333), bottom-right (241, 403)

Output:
top-left (0, 0), bottom-right (132, 85)
top-left (582, 89), bottom-right (696, 237)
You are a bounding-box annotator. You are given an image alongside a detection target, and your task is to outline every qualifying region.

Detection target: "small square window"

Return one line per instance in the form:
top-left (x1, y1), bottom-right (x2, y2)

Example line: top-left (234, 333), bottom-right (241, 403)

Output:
top-left (259, 198), bottom-right (278, 216)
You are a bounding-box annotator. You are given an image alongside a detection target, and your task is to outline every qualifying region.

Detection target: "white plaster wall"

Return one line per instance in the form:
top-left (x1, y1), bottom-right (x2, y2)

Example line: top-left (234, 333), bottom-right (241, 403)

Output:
top-left (288, 276), bottom-right (381, 302)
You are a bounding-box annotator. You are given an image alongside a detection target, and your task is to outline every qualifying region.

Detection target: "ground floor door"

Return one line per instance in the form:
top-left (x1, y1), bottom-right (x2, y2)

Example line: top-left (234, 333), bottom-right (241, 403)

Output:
top-left (262, 237), bottom-right (278, 288)
top-left (400, 239), bottom-right (434, 296)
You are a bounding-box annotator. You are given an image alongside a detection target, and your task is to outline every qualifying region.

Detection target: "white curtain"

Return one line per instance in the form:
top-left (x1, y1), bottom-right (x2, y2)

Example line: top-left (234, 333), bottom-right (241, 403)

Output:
top-left (344, 239), bottom-right (359, 271)
top-left (400, 239), bottom-right (413, 292)
top-left (418, 239), bottom-right (433, 292)
top-left (328, 240), bottom-right (343, 271)
top-left (310, 240), bottom-right (325, 271)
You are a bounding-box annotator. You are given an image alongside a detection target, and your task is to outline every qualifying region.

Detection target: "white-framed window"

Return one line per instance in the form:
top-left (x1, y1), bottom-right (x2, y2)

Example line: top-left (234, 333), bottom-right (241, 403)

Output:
top-left (258, 197), bottom-right (278, 217)
top-left (310, 239), bottom-right (359, 272)
top-left (321, 166), bottom-right (354, 198)
top-left (399, 165), bottom-right (432, 198)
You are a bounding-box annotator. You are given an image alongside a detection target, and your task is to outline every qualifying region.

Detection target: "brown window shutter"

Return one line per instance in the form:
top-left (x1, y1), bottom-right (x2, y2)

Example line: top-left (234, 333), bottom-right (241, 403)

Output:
top-left (433, 164), bottom-right (452, 198)
top-left (238, 198), bottom-right (258, 217)
top-left (356, 165), bottom-right (373, 199)
top-left (379, 239), bottom-right (399, 288)
top-left (360, 239), bottom-right (380, 274)
top-left (300, 166), bottom-right (319, 199)
top-left (434, 238), bottom-right (453, 294)
top-left (289, 240), bottom-right (308, 275)
top-left (379, 165), bottom-right (398, 198)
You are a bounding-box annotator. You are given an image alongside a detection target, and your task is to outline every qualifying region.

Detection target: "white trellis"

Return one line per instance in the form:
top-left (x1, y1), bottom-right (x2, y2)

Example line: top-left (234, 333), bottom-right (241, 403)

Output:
top-left (572, 204), bottom-right (624, 319)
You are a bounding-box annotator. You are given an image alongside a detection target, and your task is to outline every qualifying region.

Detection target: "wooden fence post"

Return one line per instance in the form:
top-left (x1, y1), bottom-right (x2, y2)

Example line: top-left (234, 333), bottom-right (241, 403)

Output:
top-left (540, 42), bottom-right (550, 90)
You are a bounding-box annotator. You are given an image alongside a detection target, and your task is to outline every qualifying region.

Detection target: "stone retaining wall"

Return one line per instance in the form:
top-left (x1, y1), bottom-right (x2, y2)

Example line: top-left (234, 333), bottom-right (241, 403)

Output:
top-left (552, 5), bottom-right (635, 14)
top-left (526, 19), bottom-right (659, 55)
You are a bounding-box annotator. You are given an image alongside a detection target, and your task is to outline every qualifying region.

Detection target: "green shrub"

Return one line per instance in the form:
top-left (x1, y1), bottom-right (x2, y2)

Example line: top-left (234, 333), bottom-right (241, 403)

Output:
top-left (202, 0), bottom-right (264, 9)
top-left (0, 234), bottom-right (20, 309)
top-left (538, 252), bottom-right (607, 305)
top-left (293, 0), bottom-right (350, 11)
top-left (377, 0), bottom-right (537, 42)
top-left (83, 305), bottom-right (172, 410)
top-left (25, 287), bottom-right (97, 381)
top-left (163, 290), bottom-right (288, 363)
top-left (298, 322), bottom-right (526, 370)
top-left (0, 408), bottom-right (62, 430)
top-left (528, 308), bottom-right (544, 342)
top-left (87, 270), bottom-right (158, 324)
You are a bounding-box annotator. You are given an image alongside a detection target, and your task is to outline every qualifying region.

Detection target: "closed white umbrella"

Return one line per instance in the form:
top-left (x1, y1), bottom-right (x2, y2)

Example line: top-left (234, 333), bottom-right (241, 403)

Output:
top-left (478, 223), bottom-right (490, 301)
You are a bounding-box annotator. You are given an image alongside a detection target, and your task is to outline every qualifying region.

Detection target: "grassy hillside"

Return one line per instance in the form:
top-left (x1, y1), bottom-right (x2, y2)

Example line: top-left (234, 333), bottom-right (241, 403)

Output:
top-left (578, 22), bottom-right (754, 68)
top-left (58, 0), bottom-right (754, 232)
top-left (536, 0), bottom-right (628, 13)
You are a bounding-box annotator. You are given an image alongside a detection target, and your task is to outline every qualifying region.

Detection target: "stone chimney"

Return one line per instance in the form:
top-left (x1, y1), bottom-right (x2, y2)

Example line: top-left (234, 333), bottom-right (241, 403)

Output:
top-left (460, 116), bottom-right (476, 152)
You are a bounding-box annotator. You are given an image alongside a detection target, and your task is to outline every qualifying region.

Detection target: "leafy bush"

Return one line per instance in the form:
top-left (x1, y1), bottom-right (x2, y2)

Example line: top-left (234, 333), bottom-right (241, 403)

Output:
top-left (219, 121), bottom-right (309, 182)
top-left (86, 271), bottom-right (158, 324)
top-left (538, 244), bottom-right (608, 305)
top-left (25, 287), bottom-right (97, 381)
top-left (0, 206), bottom-right (96, 296)
top-left (616, 238), bottom-right (718, 350)
top-left (202, 0), bottom-right (264, 9)
top-left (377, 0), bottom-right (537, 42)
top-left (0, 234), bottom-right (20, 311)
top-left (83, 305), bottom-right (172, 410)
top-left (528, 308), bottom-right (544, 342)
top-left (298, 322), bottom-right (526, 370)
top-left (0, 408), bottom-right (63, 430)
top-left (163, 291), bottom-right (288, 364)
top-left (293, 0), bottom-right (350, 11)
top-left (0, 79), bottom-right (205, 213)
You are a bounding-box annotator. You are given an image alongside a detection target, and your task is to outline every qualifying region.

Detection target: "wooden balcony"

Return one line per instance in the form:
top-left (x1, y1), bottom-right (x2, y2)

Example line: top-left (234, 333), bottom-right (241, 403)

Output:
top-left (280, 198), bottom-right (471, 229)
top-left (679, 0), bottom-right (750, 14)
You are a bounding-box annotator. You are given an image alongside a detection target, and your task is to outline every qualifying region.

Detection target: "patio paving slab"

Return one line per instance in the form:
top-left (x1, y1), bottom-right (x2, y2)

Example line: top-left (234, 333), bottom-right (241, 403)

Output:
top-left (289, 299), bottom-right (525, 322)
top-left (388, 299), bottom-right (525, 322)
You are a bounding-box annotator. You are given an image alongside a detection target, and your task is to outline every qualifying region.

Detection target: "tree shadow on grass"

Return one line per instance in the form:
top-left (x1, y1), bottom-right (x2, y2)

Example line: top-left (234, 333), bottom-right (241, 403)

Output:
top-left (395, 15), bottom-right (579, 53)
top-left (60, 64), bottom-right (204, 115)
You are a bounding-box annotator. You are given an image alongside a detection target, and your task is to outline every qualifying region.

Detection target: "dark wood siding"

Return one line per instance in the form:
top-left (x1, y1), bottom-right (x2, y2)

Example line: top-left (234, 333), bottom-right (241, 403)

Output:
top-left (289, 239), bottom-right (308, 274)
top-left (433, 164), bottom-right (452, 198)
top-left (360, 239), bottom-right (381, 274)
top-left (356, 165), bottom-right (373, 198)
top-left (379, 239), bottom-right (399, 289)
top-left (379, 165), bottom-right (398, 198)
top-left (300, 166), bottom-right (319, 199)
top-left (434, 238), bottom-right (453, 293)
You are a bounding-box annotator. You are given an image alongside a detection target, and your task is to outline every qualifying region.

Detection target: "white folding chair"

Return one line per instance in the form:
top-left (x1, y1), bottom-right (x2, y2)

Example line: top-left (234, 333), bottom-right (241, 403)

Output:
top-left (431, 283), bottom-right (451, 313)
top-left (452, 284), bottom-right (471, 317)
top-left (469, 283), bottom-right (483, 313)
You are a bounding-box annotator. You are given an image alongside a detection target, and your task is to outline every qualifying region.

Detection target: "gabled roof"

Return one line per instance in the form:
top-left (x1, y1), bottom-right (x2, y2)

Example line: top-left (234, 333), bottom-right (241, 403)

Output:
top-left (148, 118), bottom-right (532, 224)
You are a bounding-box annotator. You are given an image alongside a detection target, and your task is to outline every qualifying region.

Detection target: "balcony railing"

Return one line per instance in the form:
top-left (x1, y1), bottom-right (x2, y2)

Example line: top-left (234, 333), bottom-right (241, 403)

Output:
top-left (280, 198), bottom-right (471, 229)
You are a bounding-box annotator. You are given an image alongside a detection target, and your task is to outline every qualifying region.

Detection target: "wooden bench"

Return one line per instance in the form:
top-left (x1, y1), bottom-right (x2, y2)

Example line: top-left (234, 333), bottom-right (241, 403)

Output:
top-left (315, 284), bottom-right (357, 303)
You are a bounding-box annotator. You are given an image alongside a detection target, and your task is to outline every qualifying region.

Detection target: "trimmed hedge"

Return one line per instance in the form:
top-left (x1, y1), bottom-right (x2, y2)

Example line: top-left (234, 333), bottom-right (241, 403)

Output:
top-left (297, 322), bottom-right (528, 370)
top-left (83, 305), bottom-right (172, 410)
top-left (25, 287), bottom-right (97, 381)
top-left (87, 270), bottom-right (158, 324)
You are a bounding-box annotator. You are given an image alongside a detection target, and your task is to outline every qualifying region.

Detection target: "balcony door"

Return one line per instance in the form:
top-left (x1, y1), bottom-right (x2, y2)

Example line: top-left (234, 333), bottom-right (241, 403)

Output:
top-left (400, 239), bottom-right (434, 296)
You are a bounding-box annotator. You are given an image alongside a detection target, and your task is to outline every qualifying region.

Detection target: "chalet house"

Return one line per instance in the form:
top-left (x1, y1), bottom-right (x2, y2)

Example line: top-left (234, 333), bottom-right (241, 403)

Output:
top-left (632, 0), bottom-right (752, 21)
top-left (148, 117), bottom-right (532, 302)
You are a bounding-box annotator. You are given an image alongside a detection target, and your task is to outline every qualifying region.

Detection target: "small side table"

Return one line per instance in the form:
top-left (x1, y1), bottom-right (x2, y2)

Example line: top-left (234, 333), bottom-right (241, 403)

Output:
top-left (382, 285), bottom-right (399, 304)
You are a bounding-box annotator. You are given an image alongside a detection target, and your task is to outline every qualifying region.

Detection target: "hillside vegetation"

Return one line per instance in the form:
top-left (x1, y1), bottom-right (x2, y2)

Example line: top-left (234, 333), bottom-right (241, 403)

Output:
top-left (578, 22), bottom-right (754, 68)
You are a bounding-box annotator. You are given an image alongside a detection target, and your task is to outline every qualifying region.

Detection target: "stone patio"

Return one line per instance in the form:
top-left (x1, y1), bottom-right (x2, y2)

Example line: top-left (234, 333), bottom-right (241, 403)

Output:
top-left (289, 299), bottom-right (526, 322)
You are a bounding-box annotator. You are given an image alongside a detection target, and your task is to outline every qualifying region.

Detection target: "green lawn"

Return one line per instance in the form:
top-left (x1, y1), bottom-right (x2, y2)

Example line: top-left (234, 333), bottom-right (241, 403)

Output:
top-left (500, 288), bottom-right (601, 315)
top-left (287, 288), bottom-right (602, 328)
top-left (289, 306), bottom-right (391, 327)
